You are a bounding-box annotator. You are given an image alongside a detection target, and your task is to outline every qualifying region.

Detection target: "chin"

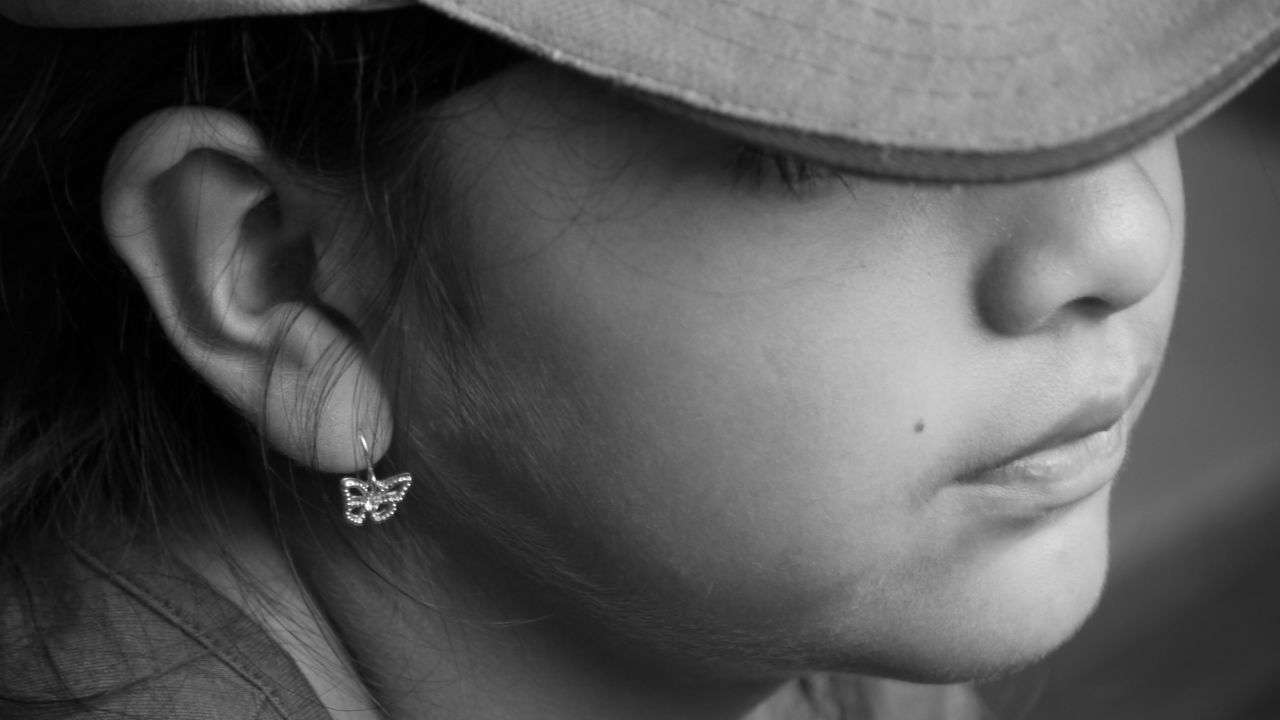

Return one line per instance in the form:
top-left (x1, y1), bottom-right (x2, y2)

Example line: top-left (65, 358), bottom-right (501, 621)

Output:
top-left (807, 490), bottom-right (1112, 684)
top-left (875, 576), bottom-right (1104, 685)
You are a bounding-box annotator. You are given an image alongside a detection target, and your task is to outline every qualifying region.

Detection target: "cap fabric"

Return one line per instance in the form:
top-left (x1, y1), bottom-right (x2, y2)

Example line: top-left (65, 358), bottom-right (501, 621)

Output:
top-left (6, 0), bottom-right (1280, 182)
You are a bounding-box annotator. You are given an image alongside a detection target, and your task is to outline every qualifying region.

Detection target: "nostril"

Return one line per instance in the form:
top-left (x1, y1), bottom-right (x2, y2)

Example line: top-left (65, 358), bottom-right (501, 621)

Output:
top-left (1068, 295), bottom-right (1113, 320)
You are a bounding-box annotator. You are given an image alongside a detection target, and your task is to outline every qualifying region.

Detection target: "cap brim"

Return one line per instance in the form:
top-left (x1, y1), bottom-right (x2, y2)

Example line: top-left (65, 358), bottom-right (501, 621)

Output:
top-left (419, 0), bottom-right (1280, 182)
top-left (9, 0), bottom-right (1280, 182)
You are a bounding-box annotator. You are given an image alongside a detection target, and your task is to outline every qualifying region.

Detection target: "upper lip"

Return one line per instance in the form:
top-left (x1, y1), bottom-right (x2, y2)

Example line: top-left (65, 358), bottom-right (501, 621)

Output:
top-left (958, 364), bottom-right (1154, 482)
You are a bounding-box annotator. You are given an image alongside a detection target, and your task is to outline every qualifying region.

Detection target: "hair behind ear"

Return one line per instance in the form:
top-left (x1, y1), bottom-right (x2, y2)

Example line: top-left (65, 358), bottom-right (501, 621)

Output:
top-left (0, 8), bottom-right (525, 560)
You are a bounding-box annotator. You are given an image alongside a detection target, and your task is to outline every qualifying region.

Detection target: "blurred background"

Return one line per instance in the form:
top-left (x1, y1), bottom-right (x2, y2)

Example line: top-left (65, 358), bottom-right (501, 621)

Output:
top-left (977, 66), bottom-right (1280, 719)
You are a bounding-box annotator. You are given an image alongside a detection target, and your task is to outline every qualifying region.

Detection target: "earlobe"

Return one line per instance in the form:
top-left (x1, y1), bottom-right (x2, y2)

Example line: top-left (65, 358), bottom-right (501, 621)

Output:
top-left (101, 107), bottom-right (391, 473)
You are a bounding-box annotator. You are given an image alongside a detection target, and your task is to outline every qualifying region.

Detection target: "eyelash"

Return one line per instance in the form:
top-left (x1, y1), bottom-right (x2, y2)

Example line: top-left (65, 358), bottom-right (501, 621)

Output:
top-left (731, 144), bottom-right (855, 195)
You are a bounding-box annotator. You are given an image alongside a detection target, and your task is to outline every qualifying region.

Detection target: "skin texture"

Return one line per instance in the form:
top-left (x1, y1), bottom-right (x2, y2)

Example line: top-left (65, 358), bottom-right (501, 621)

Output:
top-left (103, 64), bottom-right (1183, 719)
top-left (418, 66), bottom-right (1182, 681)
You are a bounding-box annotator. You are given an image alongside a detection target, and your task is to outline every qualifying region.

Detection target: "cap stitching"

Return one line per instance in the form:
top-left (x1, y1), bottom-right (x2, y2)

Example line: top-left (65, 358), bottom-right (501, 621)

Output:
top-left (625, 0), bottom-right (1192, 96)
top-left (701, 0), bottom-right (1069, 56)
top-left (824, 0), bottom-right (1062, 32)
top-left (441, 0), bottom-right (1275, 146)
top-left (655, 0), bottom-right (1064, 63)
top-left (619, 0), bottom-right (1073, 97)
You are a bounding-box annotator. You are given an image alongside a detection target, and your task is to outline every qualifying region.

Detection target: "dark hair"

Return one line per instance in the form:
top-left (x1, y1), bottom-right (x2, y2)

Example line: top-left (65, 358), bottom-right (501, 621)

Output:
top-left (0, 8), bottom-right (526, 543)
top-left (0, 7), bottom-right (529, 710)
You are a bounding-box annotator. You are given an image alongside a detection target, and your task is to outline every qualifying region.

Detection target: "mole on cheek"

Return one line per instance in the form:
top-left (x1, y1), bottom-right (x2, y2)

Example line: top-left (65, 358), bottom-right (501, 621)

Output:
top-left (914, 420), bottom-right (925, 434)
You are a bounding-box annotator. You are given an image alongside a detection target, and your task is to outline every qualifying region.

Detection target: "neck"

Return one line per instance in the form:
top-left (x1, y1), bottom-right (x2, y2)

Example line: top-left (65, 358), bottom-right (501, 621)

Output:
top-left (177, 489), bottom-right (787, 720)
top-left (288, 536), bottom-right (786, 720)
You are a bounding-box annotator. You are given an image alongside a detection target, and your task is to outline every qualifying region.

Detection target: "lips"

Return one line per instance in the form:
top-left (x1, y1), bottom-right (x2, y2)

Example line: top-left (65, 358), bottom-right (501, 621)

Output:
top-left (953, 364), bottom-right (1154, 514)
top-left (957, 394), bottom-right (1131, 485)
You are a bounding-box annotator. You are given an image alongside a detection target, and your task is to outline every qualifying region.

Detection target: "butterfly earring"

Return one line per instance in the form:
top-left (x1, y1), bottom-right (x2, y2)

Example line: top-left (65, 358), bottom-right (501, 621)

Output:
top-left (340, 434), bottom-right (413, 526)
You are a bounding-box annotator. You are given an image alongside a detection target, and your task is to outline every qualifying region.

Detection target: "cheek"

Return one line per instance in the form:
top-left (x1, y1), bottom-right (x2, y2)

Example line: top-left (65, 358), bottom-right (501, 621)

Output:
top-left (468, 194), bottom-right (980, 621)
top-left (468, 226), bottom-right (1116, 680)
top-left (435, 115), bottom-right (1183, 678)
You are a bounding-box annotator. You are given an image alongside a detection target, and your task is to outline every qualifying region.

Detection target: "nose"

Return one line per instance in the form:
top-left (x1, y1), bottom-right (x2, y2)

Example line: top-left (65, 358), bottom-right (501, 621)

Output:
top-left (976, 153), bottom-right (1177, 335)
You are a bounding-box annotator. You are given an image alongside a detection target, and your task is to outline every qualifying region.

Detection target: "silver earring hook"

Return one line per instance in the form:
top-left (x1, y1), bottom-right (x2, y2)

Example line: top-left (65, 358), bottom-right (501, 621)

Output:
top-left (359, 433), bottom-right (374, 480)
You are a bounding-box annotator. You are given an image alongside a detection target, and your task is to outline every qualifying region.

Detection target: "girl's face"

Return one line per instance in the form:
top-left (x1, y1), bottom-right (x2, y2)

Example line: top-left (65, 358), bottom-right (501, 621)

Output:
top-left (417, 66), bottom-right (1182, 681)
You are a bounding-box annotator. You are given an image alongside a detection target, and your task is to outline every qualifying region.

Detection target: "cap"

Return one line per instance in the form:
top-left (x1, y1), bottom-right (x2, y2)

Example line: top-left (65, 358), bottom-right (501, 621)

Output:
top-left (6, 0), bottom-right (1280, 182)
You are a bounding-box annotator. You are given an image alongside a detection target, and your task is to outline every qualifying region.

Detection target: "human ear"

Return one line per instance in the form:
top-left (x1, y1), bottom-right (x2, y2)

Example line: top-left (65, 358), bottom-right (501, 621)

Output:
top-left (101, 107), bottom-right (391, 473)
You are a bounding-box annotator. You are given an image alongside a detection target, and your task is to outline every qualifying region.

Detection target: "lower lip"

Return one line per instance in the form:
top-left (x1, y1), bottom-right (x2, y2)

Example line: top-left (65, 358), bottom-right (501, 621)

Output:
top-left (956, 421), bottom-right (1128, 517)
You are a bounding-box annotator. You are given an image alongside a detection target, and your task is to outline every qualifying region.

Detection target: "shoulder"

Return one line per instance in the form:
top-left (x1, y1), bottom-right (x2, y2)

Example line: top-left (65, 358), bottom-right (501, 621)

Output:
top-left (0, 539), bottom-right (329, 720)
